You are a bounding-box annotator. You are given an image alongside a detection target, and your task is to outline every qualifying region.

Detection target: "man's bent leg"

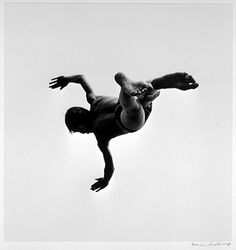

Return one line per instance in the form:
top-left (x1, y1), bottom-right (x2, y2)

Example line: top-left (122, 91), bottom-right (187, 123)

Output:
top-left (117, 85), bottom-right (145, 131)
top-left (114, 71), bottom-right (199, 130)
top-left (115, 72), bottom-right (198, 97)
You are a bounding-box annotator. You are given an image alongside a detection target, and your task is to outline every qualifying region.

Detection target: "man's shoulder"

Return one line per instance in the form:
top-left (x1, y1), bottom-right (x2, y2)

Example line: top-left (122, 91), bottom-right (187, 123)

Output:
top-left (95, 95), bottom-right (118, 103)
top-left (91, 95), bottom-right (118, 111)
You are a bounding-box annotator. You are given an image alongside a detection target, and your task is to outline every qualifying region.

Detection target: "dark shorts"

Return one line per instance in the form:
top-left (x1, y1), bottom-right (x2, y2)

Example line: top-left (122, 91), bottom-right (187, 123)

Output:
top-left (115, 103), bottom-right (152, 133)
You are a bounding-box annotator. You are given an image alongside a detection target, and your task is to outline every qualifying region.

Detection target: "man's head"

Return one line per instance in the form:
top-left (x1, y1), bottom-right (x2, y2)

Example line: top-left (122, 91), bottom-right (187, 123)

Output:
top-left (65, 107), bottom-right (93, 134)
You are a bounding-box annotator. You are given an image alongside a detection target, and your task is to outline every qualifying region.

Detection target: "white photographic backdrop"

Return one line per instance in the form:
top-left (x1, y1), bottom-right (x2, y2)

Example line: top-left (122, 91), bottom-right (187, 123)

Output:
top-left (4, 3), bottom-right (232, 242)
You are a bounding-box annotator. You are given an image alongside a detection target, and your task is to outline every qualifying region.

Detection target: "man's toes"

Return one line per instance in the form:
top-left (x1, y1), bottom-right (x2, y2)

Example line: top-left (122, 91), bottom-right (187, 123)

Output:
top-left (141, 87), bottom-right (147, 93)
top-left (188, 82), bottom-right (199, 89)
top-left (191, 82), bottom-right (199, 89)
top-left (187, 75), bottom-right (196, 83)
top-left (178, 72), bottom-right (188, 79)
top-left (132, 90), bottom-right (139, 95)
top-left (133, 88), bottom-right (148, 96)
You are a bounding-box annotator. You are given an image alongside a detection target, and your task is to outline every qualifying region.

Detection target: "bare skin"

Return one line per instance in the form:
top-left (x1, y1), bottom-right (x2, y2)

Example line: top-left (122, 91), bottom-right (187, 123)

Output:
top-left (114, 72), bottom-right (198, 95)
top-left (114, 72), bottom-right (154, 96)
top-left (49, 72), bottom-right (198, 192)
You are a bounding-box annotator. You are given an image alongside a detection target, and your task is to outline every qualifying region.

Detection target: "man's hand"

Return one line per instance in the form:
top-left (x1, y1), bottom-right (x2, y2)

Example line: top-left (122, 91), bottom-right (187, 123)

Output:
top-left (90, 177), bottom-right (109, 192)
top-left (49, 76), bottom-right (70, 90)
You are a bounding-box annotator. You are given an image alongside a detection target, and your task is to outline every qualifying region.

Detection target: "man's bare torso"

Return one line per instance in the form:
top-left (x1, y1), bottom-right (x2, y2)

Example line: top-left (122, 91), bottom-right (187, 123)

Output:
top-left (90, 96), bottom-right (128, 141)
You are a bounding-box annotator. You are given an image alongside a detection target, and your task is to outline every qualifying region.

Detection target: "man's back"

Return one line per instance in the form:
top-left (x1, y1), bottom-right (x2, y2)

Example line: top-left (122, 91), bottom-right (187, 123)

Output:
top-left (91, 95), bottom-right (128, 141)
top-left (90, 95), bottom-right (118, 115)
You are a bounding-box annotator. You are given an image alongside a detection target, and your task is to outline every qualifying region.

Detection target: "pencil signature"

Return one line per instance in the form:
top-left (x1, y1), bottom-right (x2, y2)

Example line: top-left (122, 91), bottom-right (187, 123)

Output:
top-left (192, 242), bottom-right (231, 247)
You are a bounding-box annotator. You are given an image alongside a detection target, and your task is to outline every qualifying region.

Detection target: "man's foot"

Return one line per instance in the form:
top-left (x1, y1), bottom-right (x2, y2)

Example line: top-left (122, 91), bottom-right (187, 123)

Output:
top-left (157, 72), bottom-right (199, 91)
top-left (114, 72), bottom-right (153, 96)
top-left (138, 89), bottom-right (160, 108)
top-left (139, 89), bottom-right (160, 102)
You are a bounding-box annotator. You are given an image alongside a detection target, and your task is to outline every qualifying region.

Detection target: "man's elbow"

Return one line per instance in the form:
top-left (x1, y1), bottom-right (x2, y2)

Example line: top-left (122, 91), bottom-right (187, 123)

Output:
top-left (87, 93), bottom-right (96, 104)
top-left (97, 141), bottom-right (109, 150)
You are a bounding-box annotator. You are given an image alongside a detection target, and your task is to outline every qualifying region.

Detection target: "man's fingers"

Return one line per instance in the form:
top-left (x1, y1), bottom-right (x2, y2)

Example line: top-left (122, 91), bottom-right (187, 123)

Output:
top-left (51, 76), bottom-right (63, 81)
top-left (91, 185), bottom-right (100, 191)
top-left (91, 178), bottom-right (107, 192)
top-left (90, 187), bottom-right (102, 192)
top-left (91, 183), bottom-right (105, 191)
top-left (49, 80), bottom-right (57, 85)
top-left (49, 85), bottom-right (58, 89)
top-left (91, 182), bottom-right (100, 190)
top-left (49, 83), bottom-right (61, 89)
top-left (95, 178), bottom-right (103, 181)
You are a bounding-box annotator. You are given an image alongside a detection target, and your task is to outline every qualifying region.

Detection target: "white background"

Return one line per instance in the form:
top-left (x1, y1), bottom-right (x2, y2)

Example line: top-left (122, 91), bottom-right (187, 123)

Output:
top-left (1, 0), bottom-right (234, 248)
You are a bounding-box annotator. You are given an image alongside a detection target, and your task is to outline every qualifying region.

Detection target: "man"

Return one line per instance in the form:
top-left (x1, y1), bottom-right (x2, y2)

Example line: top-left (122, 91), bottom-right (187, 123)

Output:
top-left (49, 72), bottom-right (198, 192)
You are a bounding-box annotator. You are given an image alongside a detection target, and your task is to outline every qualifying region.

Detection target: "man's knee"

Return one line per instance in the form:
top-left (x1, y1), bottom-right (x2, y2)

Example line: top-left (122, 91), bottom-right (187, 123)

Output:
top-left (121, 108), bottom-right (145, 131)
top-left (124, 104), bottom-right (143, 115)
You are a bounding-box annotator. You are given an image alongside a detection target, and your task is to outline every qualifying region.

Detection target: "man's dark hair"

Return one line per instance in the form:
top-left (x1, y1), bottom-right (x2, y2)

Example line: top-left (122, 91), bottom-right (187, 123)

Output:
top-left (65, 107), bottom-right (92, 133)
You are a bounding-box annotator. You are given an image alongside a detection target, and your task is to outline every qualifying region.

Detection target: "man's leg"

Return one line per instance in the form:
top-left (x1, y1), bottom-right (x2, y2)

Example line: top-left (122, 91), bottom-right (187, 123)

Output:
top-left (115, 74), bottom-right (146, 131)
top-left (118, 90), bottom-right (146, 131)
top-left (148, 72), bottom-right (199, 91)
top-left (114, 72), bottom-right (199, 131)
top-left (115, 72), bottom-right (199, 96)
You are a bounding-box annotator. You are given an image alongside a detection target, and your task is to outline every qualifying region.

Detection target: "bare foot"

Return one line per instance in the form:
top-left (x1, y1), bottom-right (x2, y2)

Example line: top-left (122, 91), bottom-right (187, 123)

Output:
top-left (139, 89), bottom-right (161, 107)
top-left (114, 72), bottom-right (153, 96)
top-left (139, 89), bottom-right (160, 102)
top-left (161, 72), bottom-right (199, 91)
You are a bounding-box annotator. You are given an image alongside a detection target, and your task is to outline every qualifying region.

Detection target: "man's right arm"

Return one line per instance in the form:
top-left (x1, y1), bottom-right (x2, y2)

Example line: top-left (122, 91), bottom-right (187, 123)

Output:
top-left (90, 139), bottom-right (115, 192)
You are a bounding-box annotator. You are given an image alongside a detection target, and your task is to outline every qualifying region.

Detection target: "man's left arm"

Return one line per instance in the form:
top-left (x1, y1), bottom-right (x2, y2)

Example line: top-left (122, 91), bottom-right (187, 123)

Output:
top-left (49, 74), bottom-right (96, 105)
top-left (90, 140), bottom-right (115, 192)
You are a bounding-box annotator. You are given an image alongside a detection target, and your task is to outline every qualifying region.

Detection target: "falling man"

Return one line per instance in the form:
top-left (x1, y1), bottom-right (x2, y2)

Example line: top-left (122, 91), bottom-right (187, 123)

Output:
top-left (49, 72), bottom-right (199, 192)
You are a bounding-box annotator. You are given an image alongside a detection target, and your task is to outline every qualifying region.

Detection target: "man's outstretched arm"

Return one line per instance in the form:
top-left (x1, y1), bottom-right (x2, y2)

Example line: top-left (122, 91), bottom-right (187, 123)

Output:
top-left (49, 75), bottom-right (96, 104)
top-left (90, 140), bottom-right (115, 192)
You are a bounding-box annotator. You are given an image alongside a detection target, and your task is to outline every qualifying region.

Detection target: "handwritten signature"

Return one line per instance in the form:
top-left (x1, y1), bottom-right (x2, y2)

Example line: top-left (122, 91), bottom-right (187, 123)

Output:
top-left (192, 242), bottom-right (231, 247)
